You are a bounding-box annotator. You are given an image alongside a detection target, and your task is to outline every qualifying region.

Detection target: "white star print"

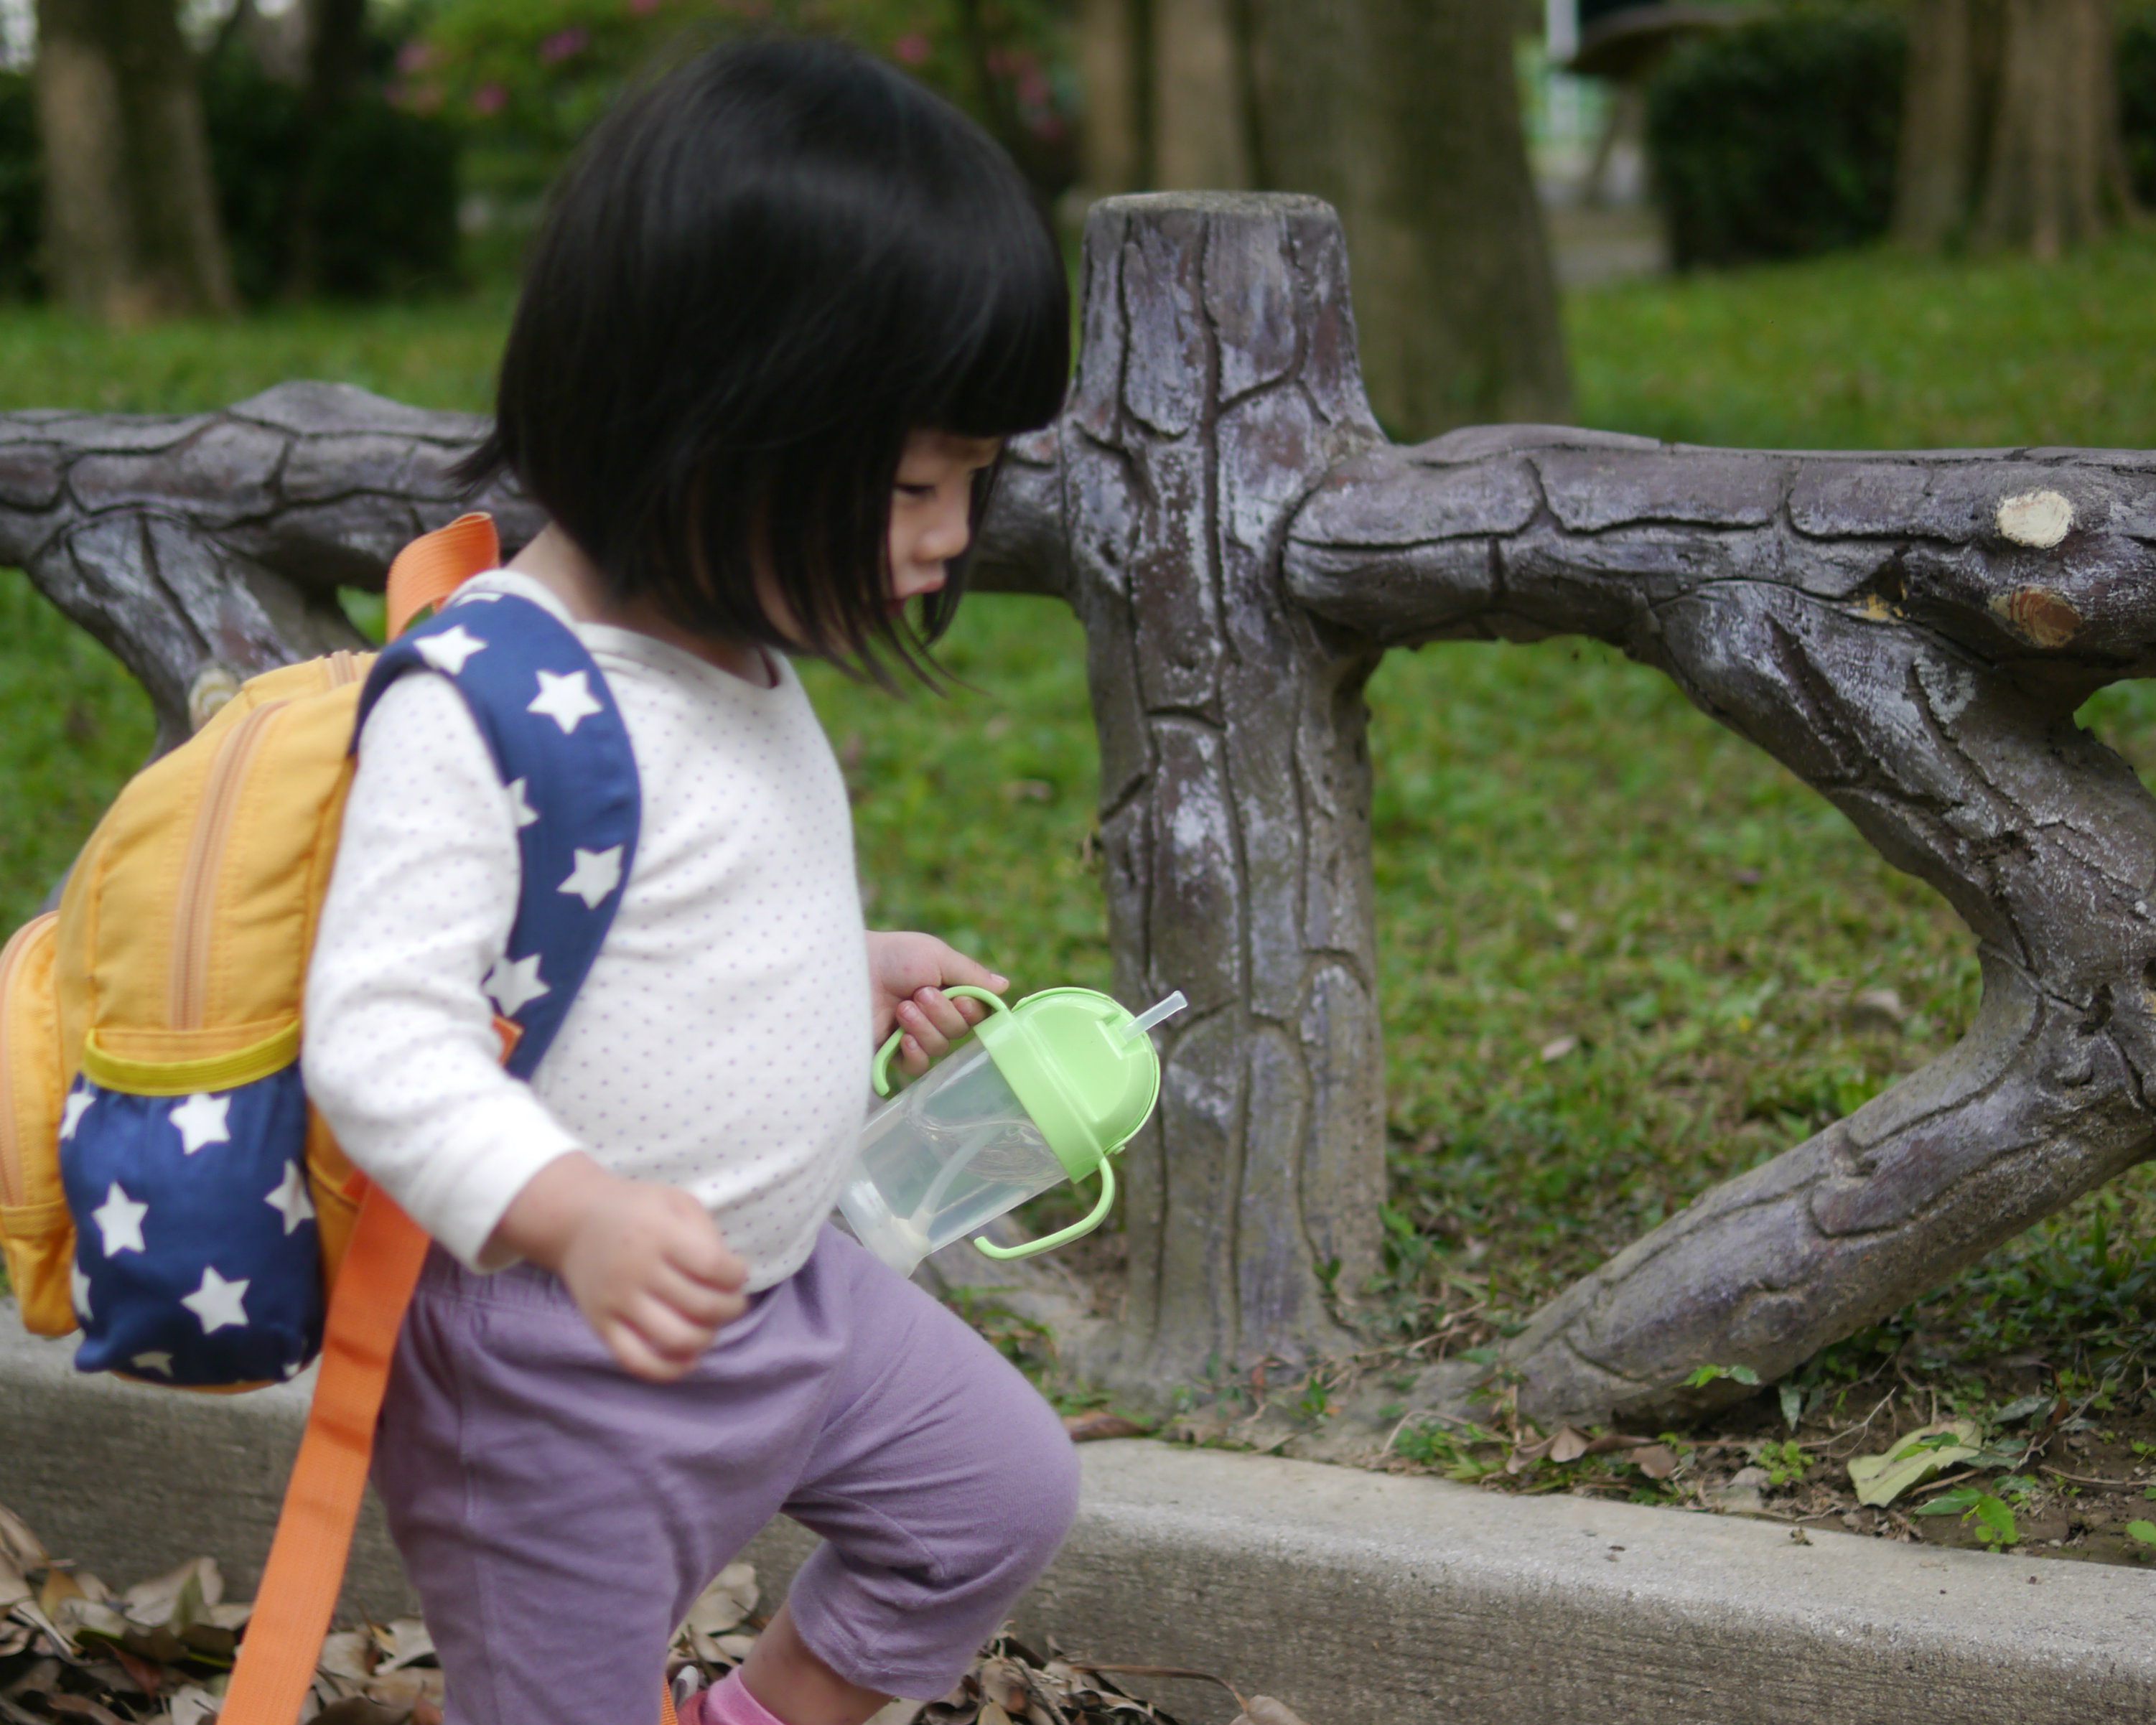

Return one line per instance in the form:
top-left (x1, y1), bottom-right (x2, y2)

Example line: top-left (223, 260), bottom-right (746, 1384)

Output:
top-left (70, 1261), bottom-right (91, 1322)
top-left (482, 952), bottom-right (549, 1016)
top-left (60, 1088), bottom-right (95, 1141)
top-left (415, 625), bottom-right (487, 675)
top-left (130, 1352), bottom-right (174, 1377)
top-left (265, 1162), bottom-right (315, 1235)
top-left (449, 590), bottom-right (503, 606)
top-left (558, 846), bottom-right (624, 910)
top-left (169, 1093), bottom-right (233, 1155)
top-left (527, 669), bottom-right (603, 734)
top-left (505, 777), bottom-right (540, 828)
top-left (90, 1182), bottom-right (149, 1256)
top-left (180, 1266), bottom-right (251, 1334)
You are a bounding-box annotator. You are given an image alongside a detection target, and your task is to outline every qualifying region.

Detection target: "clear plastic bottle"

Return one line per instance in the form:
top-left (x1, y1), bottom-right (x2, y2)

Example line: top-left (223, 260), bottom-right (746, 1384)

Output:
top-left (836, 986), bottom-right (1185, 1276)
top-left (839, 1042), bottom-right (1069, 1276)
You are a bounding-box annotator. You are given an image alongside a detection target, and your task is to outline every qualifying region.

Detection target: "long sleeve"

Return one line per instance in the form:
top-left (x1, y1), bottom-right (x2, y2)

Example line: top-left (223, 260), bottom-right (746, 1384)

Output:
top-left (303, 673), bottom-right (584, 1268)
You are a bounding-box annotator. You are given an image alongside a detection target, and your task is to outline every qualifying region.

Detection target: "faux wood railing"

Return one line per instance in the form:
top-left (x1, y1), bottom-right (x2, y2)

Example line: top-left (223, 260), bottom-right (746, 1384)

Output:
top-left (9, 193), bottom-right (2154, 1425)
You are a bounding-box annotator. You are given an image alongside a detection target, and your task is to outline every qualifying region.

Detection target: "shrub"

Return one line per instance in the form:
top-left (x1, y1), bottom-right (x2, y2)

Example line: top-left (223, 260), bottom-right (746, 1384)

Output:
top-left (0, 74), bottom-right (36, 300)
top-left (391, 0), bottom-right (1078, 216)
top-left (0, 46), bottom-right (459, 304)
top-left (201, 48), bottom-right (461, 303)
top-left (1643, 5), bottom-right (1906, 269)
top-left (2123, 4), bottom-right (2156, 207)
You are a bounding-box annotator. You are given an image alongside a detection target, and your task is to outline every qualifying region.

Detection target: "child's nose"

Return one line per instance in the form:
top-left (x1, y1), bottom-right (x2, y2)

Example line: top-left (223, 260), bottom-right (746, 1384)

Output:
top-left (918, 493), bottom-right (973, 564)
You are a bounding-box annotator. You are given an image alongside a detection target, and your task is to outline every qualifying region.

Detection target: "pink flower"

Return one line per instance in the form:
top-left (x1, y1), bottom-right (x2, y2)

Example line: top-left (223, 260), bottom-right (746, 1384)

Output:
top-left (539, 26), bottom-right (589, 62)
top-left (471, 82), bottom-right (508, 115)
top-left (893, 32), bottom-right (930, 64)
top-left (1019, 69), bottom-right (1050, 106)
top-left (395, 39), bottom-right (434, 74)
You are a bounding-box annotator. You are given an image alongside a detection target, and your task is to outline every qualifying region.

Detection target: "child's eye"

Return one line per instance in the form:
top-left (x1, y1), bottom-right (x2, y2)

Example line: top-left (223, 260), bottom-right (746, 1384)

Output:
top-left (895, 482), bottom-right (935, 498)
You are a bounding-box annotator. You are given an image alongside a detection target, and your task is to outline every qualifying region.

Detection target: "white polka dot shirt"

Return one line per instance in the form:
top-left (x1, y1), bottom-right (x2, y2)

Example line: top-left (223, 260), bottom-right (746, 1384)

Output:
top-left (302, 573), bottom-right (872, 1288)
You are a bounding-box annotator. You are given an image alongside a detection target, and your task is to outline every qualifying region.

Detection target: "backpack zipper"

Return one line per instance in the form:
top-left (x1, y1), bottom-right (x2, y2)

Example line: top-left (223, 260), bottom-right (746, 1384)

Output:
top-left (170, 700), bottom-right (292, 1030)
top-left (166, 655), bottom-right (365, 1032)
top-left (0, 911), bottom-right (58, 1210)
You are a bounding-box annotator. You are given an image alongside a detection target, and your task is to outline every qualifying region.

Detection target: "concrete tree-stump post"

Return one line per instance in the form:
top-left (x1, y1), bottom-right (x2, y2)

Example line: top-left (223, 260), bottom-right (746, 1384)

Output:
top-left (11, 194), bottom-right (2156, 1428)
top-left (1051, 195), bottom-right (1391, 1385)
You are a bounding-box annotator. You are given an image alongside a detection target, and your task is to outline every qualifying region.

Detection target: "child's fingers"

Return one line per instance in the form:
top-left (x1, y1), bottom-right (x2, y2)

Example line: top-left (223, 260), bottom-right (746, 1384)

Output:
top-left (601, 1315), bottom-right (699, 1383)
top-left (621, 1289), bottom-right (719, 1362)
top-left (895, 994), bottom-right (956, 1060)
top-left (653, 1259), bottom-right (748, 1328)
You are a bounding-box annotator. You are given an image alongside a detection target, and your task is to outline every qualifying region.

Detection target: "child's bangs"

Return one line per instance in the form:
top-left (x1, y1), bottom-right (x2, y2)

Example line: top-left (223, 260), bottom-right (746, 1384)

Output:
top-left (911, 239), bottom-right (1070, 442)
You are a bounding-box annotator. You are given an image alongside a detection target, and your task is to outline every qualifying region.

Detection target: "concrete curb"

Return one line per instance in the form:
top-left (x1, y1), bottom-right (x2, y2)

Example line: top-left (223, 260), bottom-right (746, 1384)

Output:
top-left (6, 1313), bottom-right (2155, 1725)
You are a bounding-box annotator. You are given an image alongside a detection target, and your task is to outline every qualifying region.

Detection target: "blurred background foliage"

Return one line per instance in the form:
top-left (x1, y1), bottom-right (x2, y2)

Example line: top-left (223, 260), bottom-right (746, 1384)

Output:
top-left (1647, 0), bottom-right (2156, 269)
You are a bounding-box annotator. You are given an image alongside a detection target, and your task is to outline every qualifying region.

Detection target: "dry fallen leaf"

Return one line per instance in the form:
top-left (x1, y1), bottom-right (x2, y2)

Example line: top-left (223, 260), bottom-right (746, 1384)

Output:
top-left (678, 1561), bottom-right (760, 1660)
top-left (121, 1560), bottom-right (221, 1632)
top-left (1232, 1701), bottom-right (1308, 1725)
top-left (1546, 1426), bottom-right (1592, 1465)
top-left (0, 1505), bottom-right (47, 1575)
top-left (0, 1548), bottom-right (32, 1614)
top-left (365, 1667), bottom-right (444, 1711)
top-left (165, 1684), bottom-right (220, 1725)
top-left (370, 1618), bottom-right (434, 1675)
top-left (316, 1629), bottom-right (376, 1686)
top-left (1631, 1444), bottom-right (1679, 1480)
top-left (47, 1691), bottom-right (127, 1725)
top-left (1062, 1411), bottom-right (1149, 1443)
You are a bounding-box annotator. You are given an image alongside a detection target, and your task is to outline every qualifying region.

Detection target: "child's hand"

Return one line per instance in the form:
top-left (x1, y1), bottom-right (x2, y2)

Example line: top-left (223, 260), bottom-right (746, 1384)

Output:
top-left (865, 930), bottom-right (1007, 1078)
top-left (487, 1154), bottom-right (749, 1381)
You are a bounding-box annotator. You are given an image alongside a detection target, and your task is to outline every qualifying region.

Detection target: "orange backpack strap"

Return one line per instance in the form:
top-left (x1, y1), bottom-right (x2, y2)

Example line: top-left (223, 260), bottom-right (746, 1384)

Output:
top-left (216, 1183), bottom-right (429, 1725)
top-left (384, 511), bottom-right (501, 637)
top-left (220, 514), bottom-right (518, 1725)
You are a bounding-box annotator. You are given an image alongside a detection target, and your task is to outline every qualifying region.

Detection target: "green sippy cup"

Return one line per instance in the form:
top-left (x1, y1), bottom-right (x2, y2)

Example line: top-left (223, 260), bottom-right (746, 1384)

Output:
top-left (837, 987), bottom-right (1187, 1277)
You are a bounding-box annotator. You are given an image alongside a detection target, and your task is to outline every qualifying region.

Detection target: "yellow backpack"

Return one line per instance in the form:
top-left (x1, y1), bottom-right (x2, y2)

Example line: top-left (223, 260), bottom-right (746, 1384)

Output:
top-left (0, 647), bottom-right (375, 1342)
top-left (0, 513), bottom-right (501, 1351)
top-left (0, 513), bottom-right (652, 1725)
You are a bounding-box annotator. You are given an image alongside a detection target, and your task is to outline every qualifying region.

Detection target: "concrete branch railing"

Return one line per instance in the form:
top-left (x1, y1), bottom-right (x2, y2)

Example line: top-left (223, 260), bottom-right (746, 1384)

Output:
top-left (7, 192), bottom-right (2155, 1424)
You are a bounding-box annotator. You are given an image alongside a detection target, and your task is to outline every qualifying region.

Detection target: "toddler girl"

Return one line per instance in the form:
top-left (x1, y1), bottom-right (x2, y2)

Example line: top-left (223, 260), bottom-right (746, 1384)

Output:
top-left (302, 38), bottom-right (1078, 1725)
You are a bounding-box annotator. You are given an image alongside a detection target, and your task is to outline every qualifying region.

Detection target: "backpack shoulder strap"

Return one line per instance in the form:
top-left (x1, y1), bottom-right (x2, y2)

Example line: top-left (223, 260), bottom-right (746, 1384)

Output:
top-left (223, 536), bottom-right (645, 1725)
top-left (358, 584), bottom-right (642, 1077)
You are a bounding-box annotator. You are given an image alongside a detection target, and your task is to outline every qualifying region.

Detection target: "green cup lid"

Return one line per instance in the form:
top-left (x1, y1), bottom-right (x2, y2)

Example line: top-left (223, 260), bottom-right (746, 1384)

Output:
top-left (973, 987), bottom-right (1180, 1181)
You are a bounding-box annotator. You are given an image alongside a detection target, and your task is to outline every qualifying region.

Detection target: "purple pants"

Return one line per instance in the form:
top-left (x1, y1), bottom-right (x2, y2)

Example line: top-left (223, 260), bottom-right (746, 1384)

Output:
top-left (371, 1227), bottom-right (1080, 1724)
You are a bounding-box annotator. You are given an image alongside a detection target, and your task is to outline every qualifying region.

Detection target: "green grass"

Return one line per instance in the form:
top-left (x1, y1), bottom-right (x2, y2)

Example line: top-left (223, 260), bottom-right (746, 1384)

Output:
top-left (7, 227), bottom-right (2156, 1382)
top-left (1569, 224), bottom-right (2156, 452)
top-left (0, 294), bottom-right (513, 416)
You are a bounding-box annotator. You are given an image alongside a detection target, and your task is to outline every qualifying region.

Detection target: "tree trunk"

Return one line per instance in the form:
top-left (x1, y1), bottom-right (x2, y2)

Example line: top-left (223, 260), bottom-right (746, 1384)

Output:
top-left (1078, 0), bottom-right (1148, 193)
top-left (34, 0), bottom-right (235, 322)
top-left (1152, 0), bottom-right (1255, 190)
top-left (1894, 0), bottom-right (2133, 254)
top-left (1243, 0), bottom-right (1570, 437)
top-left (286, 0), bottom-right (369, 299)
top-left (1976, 0), bottom-right (2134, 257)
top-left (1893, 0), bottom-right (1997, 248)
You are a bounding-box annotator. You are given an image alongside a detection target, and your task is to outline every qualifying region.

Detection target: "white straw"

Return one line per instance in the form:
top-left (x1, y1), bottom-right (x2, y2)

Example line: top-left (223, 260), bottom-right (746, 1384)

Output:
top-left (1122, 990), bottom-right (1189, 1041)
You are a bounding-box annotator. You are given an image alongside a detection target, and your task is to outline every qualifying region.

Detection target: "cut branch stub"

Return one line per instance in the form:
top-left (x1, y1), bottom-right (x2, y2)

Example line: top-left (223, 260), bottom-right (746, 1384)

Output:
top-left (1059, 194), bottom-right (1390, 1385)
top-left (1287, 429), bottom-right (2156, 1421)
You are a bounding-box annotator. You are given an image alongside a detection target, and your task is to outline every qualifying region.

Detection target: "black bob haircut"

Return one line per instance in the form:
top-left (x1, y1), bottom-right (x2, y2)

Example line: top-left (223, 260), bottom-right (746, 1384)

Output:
top-left (457, 36), bottom-right (1070, 678)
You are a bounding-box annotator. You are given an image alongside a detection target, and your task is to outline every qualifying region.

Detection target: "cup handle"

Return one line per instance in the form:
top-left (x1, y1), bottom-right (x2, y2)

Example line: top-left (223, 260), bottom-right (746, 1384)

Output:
top-left (870, 983), bottom-right (1010, 1097)
top-left (972, 1159), bottom-right (1116, 1261)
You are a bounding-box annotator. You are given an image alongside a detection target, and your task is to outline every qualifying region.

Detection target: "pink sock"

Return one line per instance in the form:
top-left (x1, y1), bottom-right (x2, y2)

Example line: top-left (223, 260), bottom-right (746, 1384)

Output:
top-left (684, 1670), bottom-right (788, 1725)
